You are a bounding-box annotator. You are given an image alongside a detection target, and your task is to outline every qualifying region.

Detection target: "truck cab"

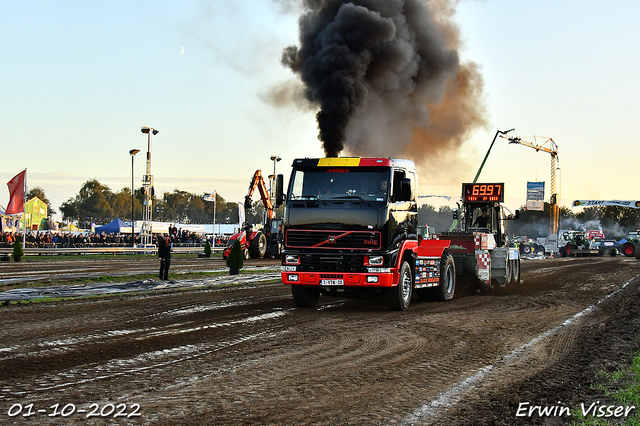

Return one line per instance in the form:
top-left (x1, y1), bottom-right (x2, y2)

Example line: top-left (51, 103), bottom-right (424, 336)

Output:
top-left (280, 157), bottom-right (453, 311)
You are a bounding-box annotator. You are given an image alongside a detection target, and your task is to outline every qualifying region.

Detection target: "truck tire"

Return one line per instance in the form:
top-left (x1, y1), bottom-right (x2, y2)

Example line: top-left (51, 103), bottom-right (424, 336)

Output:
top-left (623, 242), bottom-right (635, 257)
top-left (510, 259), bottom-right (521, 284)
top-left (249, 232), bottom-right (267, 258)
top-left (386, 261), bottom-right (412, 311)
top-left (291, 285), bottom-right (320, 308)
top-left (434, 253), bottom-right (456, 301)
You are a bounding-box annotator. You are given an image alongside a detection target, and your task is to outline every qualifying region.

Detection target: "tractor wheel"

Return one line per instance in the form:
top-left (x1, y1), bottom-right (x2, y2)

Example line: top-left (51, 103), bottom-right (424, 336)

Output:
top-left (510, 259), bottom-right (521, 284)
top-left (291, 285), bottom-right (320, 308)
top-left (249, 232), bottom-right (267, 258)
top-left (523, 245), bottom-right (532, 255)
top-left (433, 253), bottom-right (456, 301)
top-left (386, 261), bottom-right (413, 311)
top-left (623, 242), bottom-right (635, 257)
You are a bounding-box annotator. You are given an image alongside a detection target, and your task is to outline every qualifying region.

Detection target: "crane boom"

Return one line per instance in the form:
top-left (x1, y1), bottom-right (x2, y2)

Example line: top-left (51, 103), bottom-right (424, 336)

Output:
top-left (500, 134), bottom-right (560, 235)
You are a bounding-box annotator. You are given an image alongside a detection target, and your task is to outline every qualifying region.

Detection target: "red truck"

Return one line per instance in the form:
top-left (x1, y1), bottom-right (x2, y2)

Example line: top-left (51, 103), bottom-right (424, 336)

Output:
top-left (278, 157), bottom-right (456, 311)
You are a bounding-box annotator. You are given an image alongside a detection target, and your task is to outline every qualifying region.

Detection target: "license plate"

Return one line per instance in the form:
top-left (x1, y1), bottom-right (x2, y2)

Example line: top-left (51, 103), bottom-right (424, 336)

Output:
top-left (320, 279), bottom-right (344, 286)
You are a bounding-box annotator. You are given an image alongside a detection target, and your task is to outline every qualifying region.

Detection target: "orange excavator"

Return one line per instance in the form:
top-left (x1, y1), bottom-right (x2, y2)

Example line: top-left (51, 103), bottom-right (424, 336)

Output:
top-left (223, 170), bottom-right (283, 259)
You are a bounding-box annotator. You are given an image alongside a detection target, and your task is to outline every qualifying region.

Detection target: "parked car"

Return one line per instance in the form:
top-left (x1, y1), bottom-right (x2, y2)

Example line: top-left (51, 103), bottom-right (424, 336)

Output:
top-left (589, 239), bottom-right (620, 257)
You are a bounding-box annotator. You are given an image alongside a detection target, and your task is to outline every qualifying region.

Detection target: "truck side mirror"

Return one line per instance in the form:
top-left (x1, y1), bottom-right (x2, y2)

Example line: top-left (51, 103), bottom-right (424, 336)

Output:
top-left (275, 174), bottom-right (284, 207)
top-left (400, 178), bottom-right (412, 201)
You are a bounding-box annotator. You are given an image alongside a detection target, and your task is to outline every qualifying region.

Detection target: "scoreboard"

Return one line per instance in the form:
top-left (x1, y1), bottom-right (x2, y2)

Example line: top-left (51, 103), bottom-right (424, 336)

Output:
top-left (462, 183), bottom-right (505, 203)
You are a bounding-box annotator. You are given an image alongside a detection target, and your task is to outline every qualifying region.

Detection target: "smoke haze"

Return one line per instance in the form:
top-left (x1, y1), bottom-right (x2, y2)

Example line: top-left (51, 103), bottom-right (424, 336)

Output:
top-left (282, 0), bottom-right (487, 172)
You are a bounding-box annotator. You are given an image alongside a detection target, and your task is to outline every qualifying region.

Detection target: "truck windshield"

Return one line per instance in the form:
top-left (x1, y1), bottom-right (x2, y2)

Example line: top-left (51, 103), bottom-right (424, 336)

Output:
top-left (289, 168), bottom-right (391, 203)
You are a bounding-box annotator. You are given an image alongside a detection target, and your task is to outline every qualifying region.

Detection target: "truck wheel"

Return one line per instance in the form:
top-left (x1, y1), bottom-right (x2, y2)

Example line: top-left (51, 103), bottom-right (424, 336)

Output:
top-left (386, 261), bottom-right (412, 311)
top-left (434, 253), bottom-right (455, 301)
top-left (510, 259), bottom-right (521, 284)
top-left (249, 232), bottom-right (267, 258)
top-left (291, 285), bottom-right (320, 308)
top-left (623, 242), bottom-right (635, 257)
top-left (242, 248), bottom-right (250, 260)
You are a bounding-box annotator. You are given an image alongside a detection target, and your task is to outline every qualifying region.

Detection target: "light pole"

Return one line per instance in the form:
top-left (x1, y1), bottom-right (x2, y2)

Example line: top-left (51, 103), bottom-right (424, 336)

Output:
top-left (141, 127), bottom-right (158, 245)
top-left (270, 155), bottom-right (281, 203)
top-left (129, 149), bottom-right (140, 247)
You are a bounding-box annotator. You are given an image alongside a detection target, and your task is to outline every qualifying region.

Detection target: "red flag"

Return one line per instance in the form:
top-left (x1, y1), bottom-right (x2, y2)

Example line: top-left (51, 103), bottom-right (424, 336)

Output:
top-left (6, 170), bottom-right (26, 215)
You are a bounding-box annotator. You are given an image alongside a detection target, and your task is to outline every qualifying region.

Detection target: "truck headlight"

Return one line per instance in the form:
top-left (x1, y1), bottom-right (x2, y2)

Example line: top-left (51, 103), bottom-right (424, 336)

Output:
top-left (364, 255), bottom-right (383, 266)
top-left (285, 254), bottom-right (300, 265)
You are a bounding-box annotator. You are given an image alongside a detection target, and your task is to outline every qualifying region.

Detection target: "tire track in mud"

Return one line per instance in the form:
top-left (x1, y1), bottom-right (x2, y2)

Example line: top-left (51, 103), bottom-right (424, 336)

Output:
top-left (2, 257), bottom-right (640, 426)
top-left (403, 272), bottom-right (640, 426)
top-left (0, 287), bottom-right (295, 400)
top-left (154, 294), bottom-right (589, 426)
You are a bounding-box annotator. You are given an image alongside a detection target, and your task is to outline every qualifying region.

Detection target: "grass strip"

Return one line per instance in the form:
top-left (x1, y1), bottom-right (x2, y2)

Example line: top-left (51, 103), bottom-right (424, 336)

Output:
top-left (572, 349), bottom-right (640, 425)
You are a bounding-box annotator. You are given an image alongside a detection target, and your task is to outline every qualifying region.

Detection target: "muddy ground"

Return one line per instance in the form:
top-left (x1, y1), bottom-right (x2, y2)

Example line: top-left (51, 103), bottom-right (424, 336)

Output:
top-left (1, 255), bottom-right (639, 425)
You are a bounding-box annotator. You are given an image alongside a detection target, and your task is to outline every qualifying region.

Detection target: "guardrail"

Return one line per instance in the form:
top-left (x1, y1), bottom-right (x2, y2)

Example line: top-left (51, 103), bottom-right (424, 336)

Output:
top-left (0, 246), bottom-right (225, 256)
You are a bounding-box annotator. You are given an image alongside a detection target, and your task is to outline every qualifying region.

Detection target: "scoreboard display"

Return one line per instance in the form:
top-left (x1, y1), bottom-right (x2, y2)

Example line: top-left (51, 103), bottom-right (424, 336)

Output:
top-left (462, 183), bottom-right (505, 202)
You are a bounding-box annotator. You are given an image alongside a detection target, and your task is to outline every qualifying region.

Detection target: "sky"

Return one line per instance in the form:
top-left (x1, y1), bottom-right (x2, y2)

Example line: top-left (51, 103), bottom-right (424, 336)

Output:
top-left (2, 0), bottom-right (639, 222)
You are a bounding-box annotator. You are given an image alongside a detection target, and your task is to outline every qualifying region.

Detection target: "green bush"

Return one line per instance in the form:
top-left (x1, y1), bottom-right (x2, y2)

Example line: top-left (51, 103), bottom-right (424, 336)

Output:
top-left (225, 239), bottom-right (243, 273)
top-left (13, 240), bottom-right (24, 259)
top-left (204, 239), bottom-right (212, 257)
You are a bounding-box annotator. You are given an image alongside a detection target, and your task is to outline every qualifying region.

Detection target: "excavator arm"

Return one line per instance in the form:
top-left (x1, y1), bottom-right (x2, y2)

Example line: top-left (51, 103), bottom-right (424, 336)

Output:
top-left (244, 170), bottom-right (275, 221)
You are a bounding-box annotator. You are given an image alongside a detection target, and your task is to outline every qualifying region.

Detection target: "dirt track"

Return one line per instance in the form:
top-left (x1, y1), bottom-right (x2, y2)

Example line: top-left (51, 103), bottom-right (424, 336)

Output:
top-left (1, 256), bottom-right (640, 425)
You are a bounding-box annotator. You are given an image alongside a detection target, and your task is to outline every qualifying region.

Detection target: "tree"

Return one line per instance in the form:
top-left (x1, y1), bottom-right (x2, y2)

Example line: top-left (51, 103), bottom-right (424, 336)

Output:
top-left (111, 188), bottom-right (141, 220)
top-left (61, 180), bottom-right (115, 227)
top-left (163, 190), bottom-right (192, 222)
top-left (27, 187), bottom-right (56, 216)
top-left (417, 203), bottom-right (455, 233)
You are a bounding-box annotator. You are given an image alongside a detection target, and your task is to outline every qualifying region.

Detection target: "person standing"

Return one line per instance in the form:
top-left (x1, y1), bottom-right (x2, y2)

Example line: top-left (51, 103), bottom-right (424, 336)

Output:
top-left (157, 234), bottom-right (172, 280)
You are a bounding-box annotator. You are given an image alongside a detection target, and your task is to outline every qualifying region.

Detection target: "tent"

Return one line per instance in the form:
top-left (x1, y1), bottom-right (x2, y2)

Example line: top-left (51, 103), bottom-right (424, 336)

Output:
top-left (60, 223), bottom-right (80, 231)
top-left (94, 218), bottom-right (126, 234)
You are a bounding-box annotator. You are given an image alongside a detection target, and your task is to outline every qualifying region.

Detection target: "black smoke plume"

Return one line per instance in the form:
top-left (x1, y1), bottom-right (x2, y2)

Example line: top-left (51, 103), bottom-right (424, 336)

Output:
top-left (282, 0), bottom-right (486, 163)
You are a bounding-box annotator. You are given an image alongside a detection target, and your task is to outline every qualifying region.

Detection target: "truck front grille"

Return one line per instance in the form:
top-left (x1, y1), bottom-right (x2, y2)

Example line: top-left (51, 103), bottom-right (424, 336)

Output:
top-left (286, 230), bottom-right (381, 250)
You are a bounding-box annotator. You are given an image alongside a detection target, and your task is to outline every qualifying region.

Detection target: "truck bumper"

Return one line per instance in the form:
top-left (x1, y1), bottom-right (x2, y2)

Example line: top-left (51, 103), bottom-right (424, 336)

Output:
top-left (281, 271), bottom-right (396, 287)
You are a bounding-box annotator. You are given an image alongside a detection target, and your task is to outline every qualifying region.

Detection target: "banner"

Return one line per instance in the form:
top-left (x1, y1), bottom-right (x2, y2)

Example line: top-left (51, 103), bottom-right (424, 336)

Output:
top-left (6, 170), bottom-right (26, 215)
top-left (572, 200), bottom-right (640, 209)
top-left (238, 201), bottom-right (245, 225)
top-left (203, 191), bottom-right (216, 202)
top-left (526, 181), bottom-right (544, 211)
top-left (526, 200), bottom-right (544, 211)
top-left (526, 181), bottom-right (545, 201)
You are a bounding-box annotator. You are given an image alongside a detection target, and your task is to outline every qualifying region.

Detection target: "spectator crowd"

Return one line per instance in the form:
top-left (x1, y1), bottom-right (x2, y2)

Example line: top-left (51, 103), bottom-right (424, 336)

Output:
top-left (0, 230), bottom-right (230, 249)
